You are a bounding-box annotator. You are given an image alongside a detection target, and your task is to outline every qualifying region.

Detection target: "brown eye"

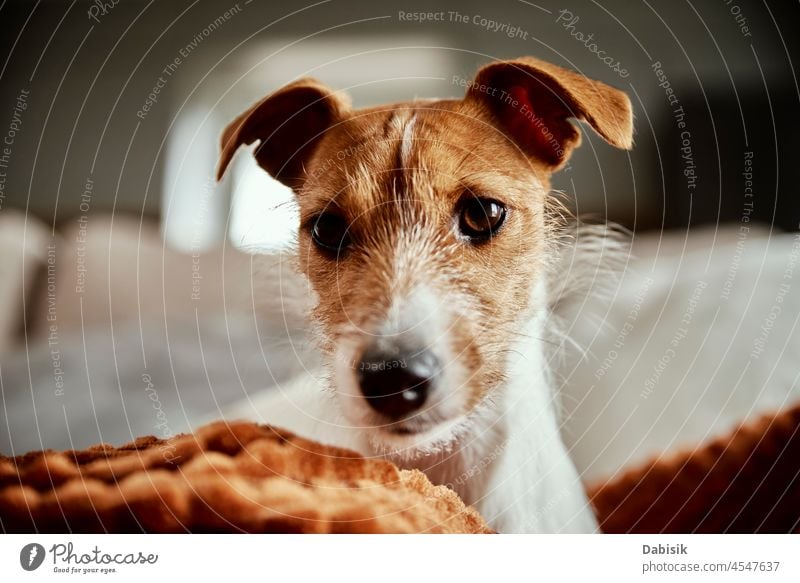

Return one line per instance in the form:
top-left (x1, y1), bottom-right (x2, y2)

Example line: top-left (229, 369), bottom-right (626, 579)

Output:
top-left (311, 213), bottom-right (351, 255)
top-left (458, 197), bottom-right (507, 241)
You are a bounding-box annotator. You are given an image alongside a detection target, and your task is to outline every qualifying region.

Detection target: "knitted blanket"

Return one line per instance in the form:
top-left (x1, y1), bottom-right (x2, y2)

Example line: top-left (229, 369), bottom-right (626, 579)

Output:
top-left (0, 422), bottom-right (491, 533)
top-left (589, 403), bottom-right (800, 533)
top-left (2, 404), bottom-right (798, 533)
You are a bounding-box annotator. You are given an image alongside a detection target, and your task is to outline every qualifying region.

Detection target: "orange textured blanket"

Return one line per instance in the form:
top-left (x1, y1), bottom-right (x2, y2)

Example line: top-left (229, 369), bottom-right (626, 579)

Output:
top-left (0, 422), bottom-right (491, 533)
top-left (589, 403), bottom-right (800, 533)
top-left (1, 404), bottom-right (798, 533)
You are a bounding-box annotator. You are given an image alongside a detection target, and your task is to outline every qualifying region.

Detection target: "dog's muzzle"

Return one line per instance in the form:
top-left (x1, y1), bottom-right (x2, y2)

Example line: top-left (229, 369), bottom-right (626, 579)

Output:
top-left (357, 346), bottom-right (440, 420)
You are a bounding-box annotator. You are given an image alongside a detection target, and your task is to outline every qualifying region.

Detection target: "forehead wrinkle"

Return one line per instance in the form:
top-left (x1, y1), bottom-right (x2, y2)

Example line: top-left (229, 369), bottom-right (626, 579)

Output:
top-left (335, 111), bottom-right (412, 214)
top-left (303, 106), bottom-right (481, 226)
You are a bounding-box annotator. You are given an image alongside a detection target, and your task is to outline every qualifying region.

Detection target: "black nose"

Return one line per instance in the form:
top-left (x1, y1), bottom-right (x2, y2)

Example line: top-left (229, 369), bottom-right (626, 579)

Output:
top-left (357, 348), bottom-right (440, 419)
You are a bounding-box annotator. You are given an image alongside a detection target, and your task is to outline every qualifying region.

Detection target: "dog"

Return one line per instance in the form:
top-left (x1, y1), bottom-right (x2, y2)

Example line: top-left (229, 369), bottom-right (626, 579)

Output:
top-left (216, 56), bottom-right (633, 533)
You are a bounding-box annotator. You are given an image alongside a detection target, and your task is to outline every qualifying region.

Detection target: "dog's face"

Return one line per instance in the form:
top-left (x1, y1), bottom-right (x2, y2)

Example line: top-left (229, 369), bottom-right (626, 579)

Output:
top-left (297, 103), bottom-right (550, 450)
top-left (218, 57), bottom-right (632, 456)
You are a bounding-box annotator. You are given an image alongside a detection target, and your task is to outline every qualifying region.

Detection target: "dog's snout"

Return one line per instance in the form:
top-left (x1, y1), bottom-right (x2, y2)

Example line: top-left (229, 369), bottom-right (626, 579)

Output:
top-left (357, 347), bottom-right (440, 419)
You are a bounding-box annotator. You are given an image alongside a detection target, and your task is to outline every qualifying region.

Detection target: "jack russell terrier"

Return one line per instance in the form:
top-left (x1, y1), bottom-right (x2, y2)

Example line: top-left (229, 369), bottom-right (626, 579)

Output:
top-left (216, 56), bottom-right (633, 533)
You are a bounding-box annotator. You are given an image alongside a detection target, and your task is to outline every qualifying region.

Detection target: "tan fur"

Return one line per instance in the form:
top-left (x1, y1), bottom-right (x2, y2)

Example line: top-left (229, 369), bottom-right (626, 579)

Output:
top-left (217, 56), bottom-right (633, 429)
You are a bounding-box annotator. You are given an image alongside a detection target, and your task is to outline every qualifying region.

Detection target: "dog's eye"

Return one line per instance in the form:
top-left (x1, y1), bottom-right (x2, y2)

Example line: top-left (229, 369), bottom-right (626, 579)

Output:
top-left (458, 197), bottom-right (507, 241)
top-left (311, 213), bottom-right (351, 254)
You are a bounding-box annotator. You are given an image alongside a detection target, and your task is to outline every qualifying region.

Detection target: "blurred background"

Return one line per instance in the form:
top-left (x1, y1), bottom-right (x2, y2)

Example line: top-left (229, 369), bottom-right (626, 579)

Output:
top-left (0, 0), bottom-right (798, 482)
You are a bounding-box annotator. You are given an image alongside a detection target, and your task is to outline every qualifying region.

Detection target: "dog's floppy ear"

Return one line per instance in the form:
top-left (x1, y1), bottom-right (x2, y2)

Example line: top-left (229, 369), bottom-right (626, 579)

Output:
top-left (467, 57), bottom-right (632, 169)
top-left (216, 78), bottom-right (350, 187)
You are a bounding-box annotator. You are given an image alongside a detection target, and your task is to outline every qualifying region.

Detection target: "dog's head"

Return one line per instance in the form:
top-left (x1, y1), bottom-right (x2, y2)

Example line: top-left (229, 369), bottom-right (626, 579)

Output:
top-left (218, 57), bottom-right (632, 456)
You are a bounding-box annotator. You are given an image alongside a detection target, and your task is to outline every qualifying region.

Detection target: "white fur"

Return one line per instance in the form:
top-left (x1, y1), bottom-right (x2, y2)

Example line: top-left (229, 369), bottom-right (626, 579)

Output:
top-left (400, 114), bottom-right (417, 168)
top-left (219, 234), bottom-right (604, 532)
top-left (470, 283), bottom-right (598, 532)
top-left (331, 277), bottom-right (469, 443)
